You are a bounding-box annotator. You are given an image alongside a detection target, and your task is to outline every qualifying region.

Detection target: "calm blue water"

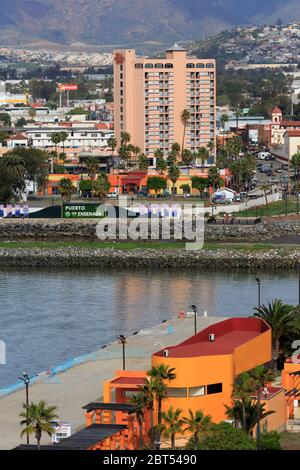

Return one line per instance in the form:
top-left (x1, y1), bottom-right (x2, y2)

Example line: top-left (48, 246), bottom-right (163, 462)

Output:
top-left (0, 268), bottom-right (298, 388)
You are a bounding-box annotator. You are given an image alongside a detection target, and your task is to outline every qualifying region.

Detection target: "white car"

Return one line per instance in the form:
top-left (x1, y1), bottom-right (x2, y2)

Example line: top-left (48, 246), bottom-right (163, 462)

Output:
top-left (107, 192), bottom-right (118, 198)
top-left (258, 152), bottom-right (271, 160)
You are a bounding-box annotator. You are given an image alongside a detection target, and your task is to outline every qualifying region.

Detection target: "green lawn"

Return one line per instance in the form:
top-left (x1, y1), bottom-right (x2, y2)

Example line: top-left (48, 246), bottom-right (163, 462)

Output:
top-left (0, 240), bottom-right (294, 252)
top-left (237, 198), bottom-right (300, 218)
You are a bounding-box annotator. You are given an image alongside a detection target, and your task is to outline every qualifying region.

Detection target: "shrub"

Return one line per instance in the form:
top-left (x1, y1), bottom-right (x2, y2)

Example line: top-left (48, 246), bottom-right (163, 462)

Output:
top-left (194, 422), bottom-right (257, 450)
top-left (259, 431), bottom-right (281, 450)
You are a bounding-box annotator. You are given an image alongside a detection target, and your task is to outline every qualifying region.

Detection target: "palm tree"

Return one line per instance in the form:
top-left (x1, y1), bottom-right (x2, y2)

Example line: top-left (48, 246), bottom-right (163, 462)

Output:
top-left (51, 133), bottom-right (62, 153)
top-left (197, 147), bottom-right (209, 168)
top-left (156, 156), bottom-right (167, 174)
top-left (148, 364), bottom-right (176, 444)
top-left (171, 143), bottom-right (181, 162)
top-left (138, 153), bottom-right (149, 171)
top-left (225, 399), bottom-right (274, 435)
top-left (220, 114), bottom-right (228, 147)
top-left (182, 149), bottom-right (194, 173)
top-left (130, 394), bottom-right (146, 449)
top-left (107, 136), bottom-right (117, 159)
top-left (0, 155), bottom-right (25, 181)
top-left (260, 183), bottom-right (271, 216)
top-left (19, 400), bottom-right (58, 449)
top-left (181, 109), bottom-right (190, 159)
top-left (232, 372), bottom-right (256, 432)
top-left (183, 409), bottom-right (212, 449)
top-left (121, 131), bottom-right (131, 146)
top-left (168, 164), bottom-right (180, 195)
top-left (161, 407), bottom-right (184, 449)
top-left (59, 132), bottom-right (68, 154)
top-left (253, 299), bottom-right (297, 371)
top-left (138, 378), bottom-right (156, 447)
top-left (92, 174), bottom-right (111, 200)
top-left (86, 157), bottom-right (98, 181)
top-left (58, 177), bottom-right (75, 202)
top-left (28, 107), bottom-right (36, 120)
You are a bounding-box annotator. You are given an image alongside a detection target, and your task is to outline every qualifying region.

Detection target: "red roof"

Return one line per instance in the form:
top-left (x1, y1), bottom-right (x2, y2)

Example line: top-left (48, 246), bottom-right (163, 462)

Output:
top-left (272, 106), bottom-right (282, 114)
top-left (285, 130), bottom-right (300, 137)
top-left (111, 377), bottom-right (145, 386)
top-left (153, 318), bottom-right (270, 358)
top-left (281, 121), bottom-right (300, 127)
top-left (7, 134), bottom-right (28, 141)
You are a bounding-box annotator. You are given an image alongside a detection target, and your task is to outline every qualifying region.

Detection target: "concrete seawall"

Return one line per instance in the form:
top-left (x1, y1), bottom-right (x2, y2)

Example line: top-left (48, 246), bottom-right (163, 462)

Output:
top-left (0, 247), bottom-right (299, 270)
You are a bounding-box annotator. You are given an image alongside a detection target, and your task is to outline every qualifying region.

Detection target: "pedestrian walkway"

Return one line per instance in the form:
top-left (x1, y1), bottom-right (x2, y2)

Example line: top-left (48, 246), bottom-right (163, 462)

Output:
top-left (0, 315), bottom-right (224, 449)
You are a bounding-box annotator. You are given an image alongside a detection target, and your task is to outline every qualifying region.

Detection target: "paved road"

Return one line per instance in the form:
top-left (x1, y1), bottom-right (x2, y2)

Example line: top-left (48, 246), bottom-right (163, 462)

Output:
top-left (0, 315), bottom-right (223, 450)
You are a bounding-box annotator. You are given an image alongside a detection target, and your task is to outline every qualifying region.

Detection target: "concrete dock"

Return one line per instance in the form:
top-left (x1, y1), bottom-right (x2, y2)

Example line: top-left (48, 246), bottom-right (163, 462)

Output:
top-left (0, 315), bottom-right (224, 450)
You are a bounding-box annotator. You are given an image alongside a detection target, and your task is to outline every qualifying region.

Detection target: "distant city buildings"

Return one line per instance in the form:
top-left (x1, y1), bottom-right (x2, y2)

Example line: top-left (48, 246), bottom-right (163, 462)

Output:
top-left (113, 45), bottom-right (216, 161)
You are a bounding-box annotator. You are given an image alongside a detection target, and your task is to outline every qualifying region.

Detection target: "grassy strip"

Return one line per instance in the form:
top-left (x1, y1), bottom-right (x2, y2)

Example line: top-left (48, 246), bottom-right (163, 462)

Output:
top-left (237, 199), bottom-right (300, 218)
top-left (0, 240), bottom-right (295, 252)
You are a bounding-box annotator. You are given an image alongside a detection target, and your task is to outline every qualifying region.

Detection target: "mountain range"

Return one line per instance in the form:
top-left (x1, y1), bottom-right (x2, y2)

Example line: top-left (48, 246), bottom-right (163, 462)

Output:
top-left (0, 0), bottom-right (299, 50)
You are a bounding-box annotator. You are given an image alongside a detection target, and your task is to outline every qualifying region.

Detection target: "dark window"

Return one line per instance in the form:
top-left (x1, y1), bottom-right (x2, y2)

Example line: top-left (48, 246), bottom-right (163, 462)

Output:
top-left (155, 63), bottom-right (164, 68)
top-left (135, 63), bottom-right (143, 69)
top-left (145, 63), bottom-right (153, 69)
top-left (196, 63), bottom-right (205, 68)
top-left (165, 63), bottom-right (173, 68)
top-left (207, 383), bottom-right (222, 394)
top-left (186, 63), bottom-right (195, 68)
top-left (206, 63), bottom-right (214, 68)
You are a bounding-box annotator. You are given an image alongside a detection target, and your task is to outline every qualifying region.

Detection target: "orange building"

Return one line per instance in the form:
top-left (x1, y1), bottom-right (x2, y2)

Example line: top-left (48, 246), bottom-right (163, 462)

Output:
top-left (151, 317), bottom-right (272, 423)
top-left (114, 46), bottom-right (216, 160)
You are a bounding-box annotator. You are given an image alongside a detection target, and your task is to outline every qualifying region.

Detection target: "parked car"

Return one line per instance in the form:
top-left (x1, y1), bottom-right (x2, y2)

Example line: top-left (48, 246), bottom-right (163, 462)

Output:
top-left (258, 151), bottom-right (272, 160)
top-left (107, 191), bottom-right (118, 198)
top-left (276, 168), bottom-right (283, 173)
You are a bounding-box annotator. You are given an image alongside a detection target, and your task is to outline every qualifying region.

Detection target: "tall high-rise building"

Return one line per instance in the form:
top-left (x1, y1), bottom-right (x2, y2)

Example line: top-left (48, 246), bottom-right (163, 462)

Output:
top-left (113, 45), bottom-right (216, 162)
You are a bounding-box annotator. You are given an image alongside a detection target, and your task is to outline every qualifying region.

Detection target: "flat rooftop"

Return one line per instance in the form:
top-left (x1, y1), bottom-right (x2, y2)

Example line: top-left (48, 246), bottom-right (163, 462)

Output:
top-left (153, 318), bottom-right (270, 358)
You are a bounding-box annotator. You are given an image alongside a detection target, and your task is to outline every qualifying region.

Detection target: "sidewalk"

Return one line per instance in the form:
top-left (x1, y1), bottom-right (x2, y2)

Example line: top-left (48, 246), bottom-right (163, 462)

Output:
top-left (0, 315), bottom-right (223, 449)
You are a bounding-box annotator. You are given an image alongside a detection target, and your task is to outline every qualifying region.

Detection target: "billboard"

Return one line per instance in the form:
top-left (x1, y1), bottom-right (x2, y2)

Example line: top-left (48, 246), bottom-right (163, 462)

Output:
top-left (58, 84), bottom-right (78, 91)
top-left (63, 204), bottom-right (106, 218)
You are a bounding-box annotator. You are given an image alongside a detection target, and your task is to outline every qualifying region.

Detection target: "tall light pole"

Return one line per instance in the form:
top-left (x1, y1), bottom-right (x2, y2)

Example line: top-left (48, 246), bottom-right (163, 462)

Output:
top-left (255, 278), bottom-right (261, 308)
top-left (117, 335), bottom-right (127, 370)
top-left (189, 304), bottom-right (197, 335)
top-left (18, 372), bottom-right (30, 446)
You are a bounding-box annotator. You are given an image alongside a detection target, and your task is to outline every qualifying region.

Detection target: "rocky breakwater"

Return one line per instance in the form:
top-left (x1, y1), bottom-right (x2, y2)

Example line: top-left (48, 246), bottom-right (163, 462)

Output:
top-left (0, 247), bottom-right (299, 270)
top-left (0, 219), bottom-right (300, 242)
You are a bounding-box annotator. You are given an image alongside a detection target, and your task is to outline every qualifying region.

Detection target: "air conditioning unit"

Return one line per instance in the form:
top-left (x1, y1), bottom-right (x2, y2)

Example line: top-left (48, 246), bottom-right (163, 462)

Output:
top-left (163, 349), bottom-right (169, 357)
top-left (208, 334), bottom-right (215, 342)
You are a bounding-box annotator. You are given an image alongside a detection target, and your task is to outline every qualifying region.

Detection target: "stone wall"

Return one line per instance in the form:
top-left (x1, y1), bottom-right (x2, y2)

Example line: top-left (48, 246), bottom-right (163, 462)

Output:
top-left (0, 219), bottom-right (299, 242)
top-left (0, 247), bottom-right (298, 270)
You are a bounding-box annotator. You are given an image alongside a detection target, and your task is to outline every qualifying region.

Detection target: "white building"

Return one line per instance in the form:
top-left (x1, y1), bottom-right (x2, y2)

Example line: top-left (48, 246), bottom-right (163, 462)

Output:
top-left (6, 134), bottom-right (28, 148)
top-left (25, 126), bottom-right (114, 150)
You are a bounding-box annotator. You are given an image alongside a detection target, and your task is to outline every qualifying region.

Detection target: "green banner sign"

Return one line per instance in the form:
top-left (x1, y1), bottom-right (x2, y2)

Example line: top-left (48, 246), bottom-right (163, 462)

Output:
top-left (63, 204), bottom-right (106, 218)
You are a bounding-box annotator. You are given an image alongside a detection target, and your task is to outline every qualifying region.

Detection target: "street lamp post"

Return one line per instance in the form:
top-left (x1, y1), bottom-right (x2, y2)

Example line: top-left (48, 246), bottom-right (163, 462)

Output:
top-left (18, 372), bottom-right (30, 446)
top-left (189, 304), bottom-right (197, 335)
top-left (255, 278), bottom-right (261, 309)
top-left (117, 335), bottom-right (127, 370)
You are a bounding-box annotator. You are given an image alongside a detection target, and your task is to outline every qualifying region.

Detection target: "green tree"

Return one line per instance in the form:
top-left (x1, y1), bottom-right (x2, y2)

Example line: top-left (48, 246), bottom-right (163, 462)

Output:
top-left (138, 153), bottom-right (149, 171)
top-left (291, 152), bottom-right (300, 181)
top-left (194, 422), bottom-right (256, 450)
top-left (59, 132), bottom-right (68, 154)
top-left (107, 136), bottom-right (117, 159)
top-left (92, 173), bottom-right (111, 200)
top-left (58, 177), bottom-right (75, 202)
top-left (147, 176), bottom-right (167, 196)
top-left (19, 400), bottom-right (58, 450)
top-left (28, 107), bottom-right (36, 120)
top-left (0, 154), bottom-right (26, 202)
top-left (168, 164), bottom-right (180, 195)
top-left (156, 156), bottom-right (167, 174)
top-left (85, 157), bottom-right (99, 180)
top-left (208, 166), bottom-right (223, 190)
top-left (191, 176), bottom-right (209, 198)
top-left (121, 131), bottom-right (131, 146)
top-left (231, 372), bottom-right (255, 432)
top-left (138, 378), bottom-right (156, 448)
top-left (181, 149), bottom-right (194, 173)
top-left (7, 147), bottom-right (49, 190)
top-left (171, 143), bottom-right (180, 161)
top-left (220, 114), bottom-right (228, 147)
top-left (181, 109), bottom-right (190, 159)
top-left (183, 409), bottom-right (212, 450)
top-left (15, 117), bottom-right (27, 128)
top-left (161, 407), bottom-right (184, 449)
top-left (253, 299), bottom-right (298, 371)
top-left (0, 112), bottom-right (11, 126)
